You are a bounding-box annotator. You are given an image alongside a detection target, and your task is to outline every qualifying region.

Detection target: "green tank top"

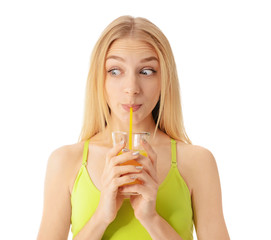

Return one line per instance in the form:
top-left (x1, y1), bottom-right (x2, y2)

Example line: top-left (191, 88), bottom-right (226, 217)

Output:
top-left (71, 139), bottom-right (194, 239)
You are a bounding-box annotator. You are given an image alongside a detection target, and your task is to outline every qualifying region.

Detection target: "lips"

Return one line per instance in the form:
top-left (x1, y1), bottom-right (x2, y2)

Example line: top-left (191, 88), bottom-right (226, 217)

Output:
top-left (122, 104), bottom-right (142, 112)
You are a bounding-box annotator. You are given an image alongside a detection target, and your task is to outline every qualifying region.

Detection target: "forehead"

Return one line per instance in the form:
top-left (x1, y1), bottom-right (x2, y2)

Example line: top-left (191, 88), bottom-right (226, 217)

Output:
top-left (107, 38), bottom-right (158, 58)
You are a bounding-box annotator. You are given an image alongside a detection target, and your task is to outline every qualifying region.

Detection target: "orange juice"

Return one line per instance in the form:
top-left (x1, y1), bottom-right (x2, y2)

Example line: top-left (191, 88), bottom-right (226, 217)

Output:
top-left (118, 150), bottom-right (147, 185)
top-left (112, 130), bottom-right (150, 194)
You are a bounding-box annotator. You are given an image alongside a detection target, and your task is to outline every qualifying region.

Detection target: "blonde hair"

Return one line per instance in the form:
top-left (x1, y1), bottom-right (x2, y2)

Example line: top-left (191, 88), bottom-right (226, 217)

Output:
top-left (79, 16), bottom-right (192, 144)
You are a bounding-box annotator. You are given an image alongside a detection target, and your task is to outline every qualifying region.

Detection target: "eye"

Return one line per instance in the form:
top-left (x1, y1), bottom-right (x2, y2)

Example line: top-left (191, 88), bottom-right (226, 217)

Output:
top-left (108, 69), bottom-right (121, 76)
top-left (140, 69), bottom-right (156, 76)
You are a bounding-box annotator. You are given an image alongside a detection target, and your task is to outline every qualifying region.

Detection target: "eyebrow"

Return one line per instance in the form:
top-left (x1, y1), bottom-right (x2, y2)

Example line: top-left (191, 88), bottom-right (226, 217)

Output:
top-left (106, 55), bottom-right (159, 63)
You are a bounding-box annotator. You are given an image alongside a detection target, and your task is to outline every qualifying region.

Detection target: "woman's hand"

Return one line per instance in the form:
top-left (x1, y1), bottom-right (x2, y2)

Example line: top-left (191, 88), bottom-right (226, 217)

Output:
top-left (95, 141), bottom-right (143, 224)
top-left (119, 139), bottom-right (159, 222)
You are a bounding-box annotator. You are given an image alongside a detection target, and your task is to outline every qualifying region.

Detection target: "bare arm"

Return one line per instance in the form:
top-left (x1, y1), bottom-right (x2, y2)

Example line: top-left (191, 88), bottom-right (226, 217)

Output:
top-left (190, 146), bottom-right (230, 240)
top-left (73, 210), bottom-right (109, 240)
top-left (37, 146), bottom-right (72, 240)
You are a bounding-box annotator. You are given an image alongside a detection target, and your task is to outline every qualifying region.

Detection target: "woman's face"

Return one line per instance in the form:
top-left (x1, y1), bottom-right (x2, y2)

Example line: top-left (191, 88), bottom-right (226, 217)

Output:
top-left (105, 38), bottom-right (161, 130)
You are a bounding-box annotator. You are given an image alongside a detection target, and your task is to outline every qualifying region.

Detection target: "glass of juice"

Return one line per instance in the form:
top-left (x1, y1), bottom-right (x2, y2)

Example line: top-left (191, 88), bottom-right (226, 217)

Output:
top-left (112, 131), bottom-right (150, 195)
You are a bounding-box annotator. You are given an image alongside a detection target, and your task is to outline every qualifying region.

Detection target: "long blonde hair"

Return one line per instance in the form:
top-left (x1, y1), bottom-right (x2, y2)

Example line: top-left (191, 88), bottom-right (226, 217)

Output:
top-left (78, 16), bottom-right (192, 144)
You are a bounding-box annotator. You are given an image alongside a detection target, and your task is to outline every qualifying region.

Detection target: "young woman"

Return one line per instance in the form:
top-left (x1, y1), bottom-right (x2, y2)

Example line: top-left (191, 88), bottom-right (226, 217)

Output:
top-left (37, 16), bottom-right (230, 240)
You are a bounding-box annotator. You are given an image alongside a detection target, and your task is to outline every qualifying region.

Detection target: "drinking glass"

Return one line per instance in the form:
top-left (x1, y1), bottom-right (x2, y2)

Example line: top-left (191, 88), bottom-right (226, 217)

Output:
top-left (112, 131), bottom-right (150, 195)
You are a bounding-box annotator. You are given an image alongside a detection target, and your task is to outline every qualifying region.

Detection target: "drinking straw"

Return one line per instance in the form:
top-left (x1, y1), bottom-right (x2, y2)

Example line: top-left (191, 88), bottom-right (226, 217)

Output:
top-left (129, 107), bottom-right (133, 149)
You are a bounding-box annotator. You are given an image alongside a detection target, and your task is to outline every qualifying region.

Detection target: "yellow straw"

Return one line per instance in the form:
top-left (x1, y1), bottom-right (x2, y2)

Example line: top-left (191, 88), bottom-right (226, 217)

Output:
top-left (129, 107), bottom-right (133, 150)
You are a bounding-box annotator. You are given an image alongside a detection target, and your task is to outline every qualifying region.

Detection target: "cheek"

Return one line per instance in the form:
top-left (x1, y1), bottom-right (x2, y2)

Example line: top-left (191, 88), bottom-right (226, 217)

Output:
top-left (145, 82), bottom-right (161, 100)
top-left (105, 78), bottom-right (120, 92)
top-left (105, 79), bottom-right (118, 105)
top-left (105, 80), bottom-right (112, 104)
top-left (151, 84), bottom-right (161, 107)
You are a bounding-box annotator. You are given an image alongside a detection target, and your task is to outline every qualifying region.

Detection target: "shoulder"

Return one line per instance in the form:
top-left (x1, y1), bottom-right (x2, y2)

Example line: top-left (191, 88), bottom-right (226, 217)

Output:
top-left (175, 141), bottom-right (218, 192)
top-left (176, 141), bottom-right (216, 170)
top-left (48, 142), bottom-right (84, 168)
top-left (46, 142), bottom-right (85, 187)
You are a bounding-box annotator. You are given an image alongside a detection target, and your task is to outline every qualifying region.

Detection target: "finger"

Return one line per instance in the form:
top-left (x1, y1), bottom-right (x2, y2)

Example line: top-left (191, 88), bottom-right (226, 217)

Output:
top-left (111, 174), bottom-right (140, 190)
top-left (132, 170), bottom-right (158, 187)
top-left (105, 141), bottom-right (126, 164)
top-left (140, 139), bottom-right (157, 166)
top-left (120, 178), bottom-right (157, 200)
top-left (111, 165), bottom-right (143, 179)
top-left (119, 170), bottom-right (157, 195)
top-left (136, 157), bottom-right (158, 183)
top-left (110, 151), bottom-right (141, 166)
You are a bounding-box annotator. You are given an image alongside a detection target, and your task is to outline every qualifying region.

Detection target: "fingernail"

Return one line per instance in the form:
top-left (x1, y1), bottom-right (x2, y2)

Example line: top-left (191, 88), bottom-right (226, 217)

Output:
top-left (135, 166), bottom-right (143, 170)
top-left (120, 140), bottom-right (125, 145)
top-left (122, 148), bottom-right (129, 153)
top-left (130, 176), bottom-right (137, 179)
top-left (132, 151), bottom-right (140, 156)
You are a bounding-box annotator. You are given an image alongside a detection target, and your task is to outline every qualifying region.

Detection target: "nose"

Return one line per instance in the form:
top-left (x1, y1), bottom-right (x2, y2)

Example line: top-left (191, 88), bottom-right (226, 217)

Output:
top-left (123, 73), bottom-right (140, 95)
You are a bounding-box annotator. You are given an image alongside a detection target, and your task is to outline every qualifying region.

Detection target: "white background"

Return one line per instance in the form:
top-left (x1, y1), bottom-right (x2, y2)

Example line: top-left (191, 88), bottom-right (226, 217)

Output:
top-left (0, 0), bottom-right (270, 239)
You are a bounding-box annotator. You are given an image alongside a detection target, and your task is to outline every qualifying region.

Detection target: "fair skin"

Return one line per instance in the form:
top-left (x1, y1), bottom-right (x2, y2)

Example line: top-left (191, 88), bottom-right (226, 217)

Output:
top-left (37, 38), bottom-right (230, 240)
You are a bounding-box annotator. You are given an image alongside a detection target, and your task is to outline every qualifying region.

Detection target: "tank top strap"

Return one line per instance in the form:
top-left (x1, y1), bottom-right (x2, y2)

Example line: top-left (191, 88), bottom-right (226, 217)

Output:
top-left (82, 139), bottom-right (90, 166)
top-left (170, 139), bottom-right (177, 167)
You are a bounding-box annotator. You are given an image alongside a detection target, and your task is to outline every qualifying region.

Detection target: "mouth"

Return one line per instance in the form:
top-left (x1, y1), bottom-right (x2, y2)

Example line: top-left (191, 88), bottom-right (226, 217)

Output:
top-left (122, 104), bottom-right (142, 112)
